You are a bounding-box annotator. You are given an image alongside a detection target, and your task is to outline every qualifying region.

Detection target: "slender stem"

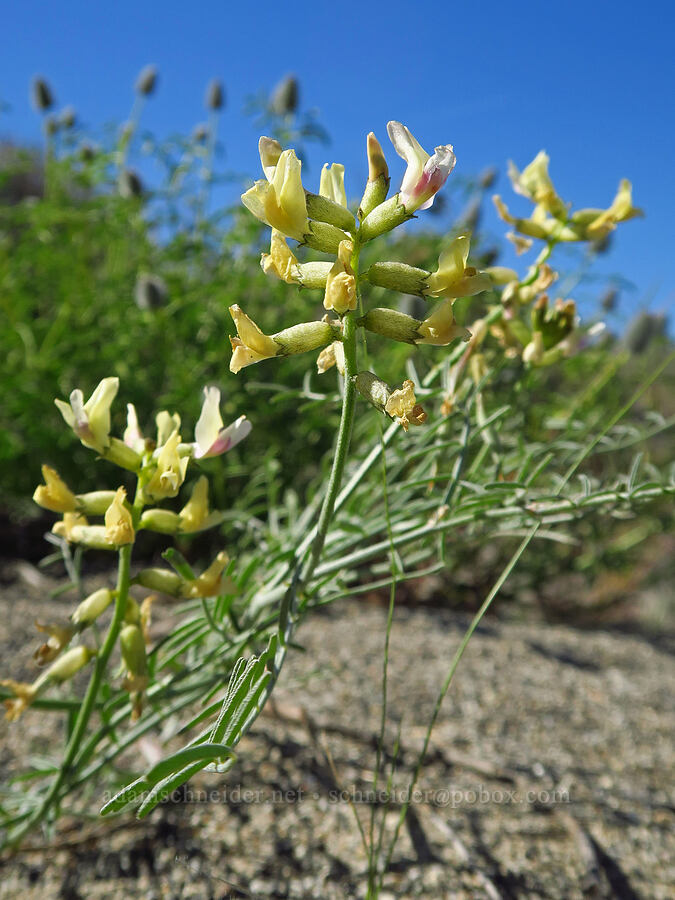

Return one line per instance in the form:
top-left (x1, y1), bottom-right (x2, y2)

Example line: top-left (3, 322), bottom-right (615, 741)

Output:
top-left (301, 265), bottom-right (360, 585)
top-left (8, 543), bottom-right (133, 848)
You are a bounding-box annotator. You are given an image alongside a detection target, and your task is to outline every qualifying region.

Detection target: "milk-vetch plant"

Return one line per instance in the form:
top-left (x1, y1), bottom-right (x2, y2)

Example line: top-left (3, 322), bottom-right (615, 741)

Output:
top-left (2, 118), bottom-right (669, 894)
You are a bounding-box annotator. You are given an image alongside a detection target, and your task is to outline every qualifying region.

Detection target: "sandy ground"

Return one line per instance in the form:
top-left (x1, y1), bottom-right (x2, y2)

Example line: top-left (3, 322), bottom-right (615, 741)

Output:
top-left (0, 563), bottom-right (673, 899)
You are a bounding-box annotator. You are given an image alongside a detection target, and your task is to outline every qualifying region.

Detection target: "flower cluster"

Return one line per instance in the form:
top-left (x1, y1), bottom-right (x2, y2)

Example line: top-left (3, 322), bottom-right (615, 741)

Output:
top-left (2, 379), bottom-right (249, 721)
top-left (235, 122), bottom-right (492, 430)
top-left (494, 150), bottom-right (642, 245)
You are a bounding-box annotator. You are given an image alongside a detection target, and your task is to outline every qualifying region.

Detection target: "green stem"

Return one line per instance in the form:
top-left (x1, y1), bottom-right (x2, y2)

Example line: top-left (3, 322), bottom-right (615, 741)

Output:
top-left (301, 268), bottom-right (360, 585)
top-left (8, 543), bottom-right (133, 848)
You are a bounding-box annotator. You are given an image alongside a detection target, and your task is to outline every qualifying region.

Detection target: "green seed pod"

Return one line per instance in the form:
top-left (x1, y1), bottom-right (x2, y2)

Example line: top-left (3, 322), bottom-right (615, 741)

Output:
top-left (295, 261), bottom-right (333, 290)
top-left (72, 588), bottom-right (113, 627)
top-left (31, 77), bottom-right (54, 112)
top-left (271, 75), bottom-right (299, 115)
top-left (76, 491), bottom-right (118, 516)
top-left (205, 79), bottom-right (225, 110)
top-left (305, 192), bottom-right (355, 232)
top-left (139, 508), bottom-right (181, 534)
top-left (302, 221), bottom-right (349, 254)
top-left (273, 321), bottom-right (337, 356)
top-left (135, 567), bottom-right (183, 597)
top-left (359, 195), bottom-right (411, 242)
top-left (47, 645), bottom-right (96, 682)
top-left (103, 437), bottom-right (142, 472)
top-left (358, 308), bottom-right (421, 345)
top-left (135, 65), bottom-right (158, 96)
top-left (120, 625), bottom-right (148, 679)
top-left (355, 372), bottom-right (392, 412)
top-left (364, 262), bottom-right (429, 296)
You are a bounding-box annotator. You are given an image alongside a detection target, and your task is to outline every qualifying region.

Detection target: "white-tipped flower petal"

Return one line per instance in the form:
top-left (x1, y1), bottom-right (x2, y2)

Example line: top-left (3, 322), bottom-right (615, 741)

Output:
top-left (387, 121), bottom-right (455, 212)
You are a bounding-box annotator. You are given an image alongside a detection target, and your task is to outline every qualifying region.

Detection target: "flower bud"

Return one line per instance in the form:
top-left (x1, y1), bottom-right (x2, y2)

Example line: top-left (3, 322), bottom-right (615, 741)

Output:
top-left (72, 588), bottom-right (113, 627)
top-left (31, 77), bottom-right (54, 112)
top-left (302, 221), bottom-right (350, 254)
top-left (135, 65), bottom-right (158, 96)
top-left (205, 78), bottom-right (225, 110)
top-left (271, 75), bottom-right (299, 115)
top-left (359, 133), bottom-right (390, 220)
top-left (364, 262), bottom-right (429, 296)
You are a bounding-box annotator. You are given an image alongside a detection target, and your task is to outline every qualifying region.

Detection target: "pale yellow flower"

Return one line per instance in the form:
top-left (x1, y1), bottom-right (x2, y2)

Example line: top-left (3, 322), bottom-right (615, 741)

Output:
top-left (424, 236), bottom-right (492, 299)
top-left (241, 147), bottom-right (309, 241)
top-left (260, 229), bottom-right (300, 283)
top-left (192, 386), bottom-right (251, 458)
top-left (319, 163), bottom-right (347, 207)
top-left (323, 240), bottom-right (356, 314)
top-left (229, 304), bottom-right (281, 373)
top-left (182, 551), bottom-right (233, 598)
top-left (146, 431), bottom-right (188, 500)
top-left (55, 377), bottom-right (119, 453)
top-left (179, 476), bottom-right (224, 533)
top-left (33, 465), bottom-right (78, 513)
top-left (384, 380), bottom-right (428, 432)
top-left (508, 151), bottom-right (566, 217)
top-left (317, 341), bottom-right (345, 375)
top-left (417, 299), bottom-right (471, 346)
top-left (104, 487), bottom-right (135, 545)
top-left (583, 179), bottom-right (642, 240)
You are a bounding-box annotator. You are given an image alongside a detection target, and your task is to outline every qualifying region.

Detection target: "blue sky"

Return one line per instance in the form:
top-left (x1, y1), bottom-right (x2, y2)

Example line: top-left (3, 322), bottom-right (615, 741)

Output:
top-left (1, 0), bottom-right (673, 327)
